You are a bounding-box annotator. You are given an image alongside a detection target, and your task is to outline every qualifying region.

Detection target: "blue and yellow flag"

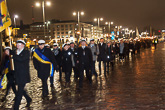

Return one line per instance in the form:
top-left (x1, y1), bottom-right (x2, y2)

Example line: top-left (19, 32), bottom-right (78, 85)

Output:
top-left (0, 60), bottom-right (9, 89)
top-left (0, 0), bottom-right (11, 32)
top-left (33, 49), bottom-right (54, 77)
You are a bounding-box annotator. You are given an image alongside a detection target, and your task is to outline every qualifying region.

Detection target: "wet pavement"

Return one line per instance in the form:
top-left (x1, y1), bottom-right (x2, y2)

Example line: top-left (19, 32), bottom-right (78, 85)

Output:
top-left (0, 43), bottom-right (165, 110)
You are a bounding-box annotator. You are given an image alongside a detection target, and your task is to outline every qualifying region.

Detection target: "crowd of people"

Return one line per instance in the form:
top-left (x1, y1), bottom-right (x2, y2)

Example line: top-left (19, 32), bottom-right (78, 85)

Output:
top-left (0, 37), bottom-right (158, 110)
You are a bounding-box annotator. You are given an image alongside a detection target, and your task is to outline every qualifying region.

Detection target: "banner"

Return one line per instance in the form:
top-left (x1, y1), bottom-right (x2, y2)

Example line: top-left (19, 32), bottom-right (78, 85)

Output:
top-left (111, 31), bottom-right (115, 40)
top-left (0, 0), bottom-right (11, 32)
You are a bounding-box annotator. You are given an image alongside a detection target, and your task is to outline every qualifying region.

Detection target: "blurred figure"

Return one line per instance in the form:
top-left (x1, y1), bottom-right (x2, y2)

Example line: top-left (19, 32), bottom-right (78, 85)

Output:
top-left (89, 38), bottom-right (99, 78)
top-left (106, 41), bottom-right (114, 72)
top-left (52, 43), bottom-right (62, 81)
top-left (119, 39), bottom-right (125, 62)
top-left (129, 40), bottom-right (134, 56)
top-left (77, 39), bottom-right (93, 88)
top-left (0, 47), bottom-right (16, 102)
top-left (12, 40), bottom-right (32, 110)
top-left (97, 38), bottom-right (107, 77)
top-left (61, 44), bottom-right (72, 85)
top-left (69, 42), bottom-right (79, 80)
top-left (33, 40), bottom-right (57, 98)
top-left (45, 44), bottom-right (50, 48)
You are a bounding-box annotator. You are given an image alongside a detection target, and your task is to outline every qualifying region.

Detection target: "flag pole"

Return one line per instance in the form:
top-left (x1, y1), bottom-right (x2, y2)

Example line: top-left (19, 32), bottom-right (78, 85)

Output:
top-left (8, 27), bottom-right (14, 71)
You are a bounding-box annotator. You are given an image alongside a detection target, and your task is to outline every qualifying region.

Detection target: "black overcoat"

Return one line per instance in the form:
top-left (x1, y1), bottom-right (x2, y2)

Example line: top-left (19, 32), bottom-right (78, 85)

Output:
top-left (33, 48), bottom-right (57, 79)
top-left (61, 49), bottom-right (72, 73)
top-left (13, 49), bottom-right (30, 85)
top-left (97, 43), bottom-right (107, 61)
top-left (77, 47), bottom-right (93, 70)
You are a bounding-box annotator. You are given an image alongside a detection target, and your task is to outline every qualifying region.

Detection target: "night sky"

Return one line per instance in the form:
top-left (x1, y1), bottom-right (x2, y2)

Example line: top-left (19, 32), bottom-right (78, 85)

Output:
top-left (7, 0), bottom-right (165, 30)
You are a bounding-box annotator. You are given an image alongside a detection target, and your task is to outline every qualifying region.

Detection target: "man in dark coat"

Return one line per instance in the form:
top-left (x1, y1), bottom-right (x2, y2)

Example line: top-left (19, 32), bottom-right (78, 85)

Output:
top-left (77, 39), bottom-right (93, 88)
top-left (12, 40), bottom-right (32, 110)
top-left (33, 40), bottom-right (57, 98)
top-left (69, 42), bottom-right (79, 80)
top-left (129, 40), bottom-right (135, 56)
top-left (136, 40), bottom-right (141, 54)
top-left (97, 38), bottom-right (107, 77)
top-left (124, 40), bottom-right (130, 59)
top-left (119, 39), bottom-right (125, 62)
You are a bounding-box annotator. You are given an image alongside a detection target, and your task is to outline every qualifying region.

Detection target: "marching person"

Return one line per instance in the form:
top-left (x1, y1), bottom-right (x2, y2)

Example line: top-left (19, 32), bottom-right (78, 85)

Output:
top-left (0, 47), bottom-right (16, 101)
top-left (52, 43), bottom-right (62, 81)
top-left (136, 40), bottom-right (141, 54)
top-left (61, 44), bottom-right (73, 85)
top-left (12, 40), bottom-right (32, 110)
top-left (33, 40), bottom-right (57, 99)
top-left (69, 42), bottom-right (79, 80)
top-left (129, 40), bottom-right (135, 56)
top-left (88, 38), bottom-right (99, 78)
top-left (45, 44), bottom-right (50, 48)
top-left (97, 38), bottom-right (107, 77)
top-left (112, 41), bottom-right (117, 59)
top-left (119, 39), bottom-right (125, 62)
top-left (124, 40), bottom-right (130, 59)
top-left (106, 41), bottom-right (114, 72)
top-left (77, 39), bottom-right (93, 88)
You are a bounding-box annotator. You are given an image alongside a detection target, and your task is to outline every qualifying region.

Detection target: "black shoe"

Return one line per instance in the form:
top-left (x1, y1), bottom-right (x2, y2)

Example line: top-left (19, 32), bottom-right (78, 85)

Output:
top-left (26, 99), bottom-right (32, 107)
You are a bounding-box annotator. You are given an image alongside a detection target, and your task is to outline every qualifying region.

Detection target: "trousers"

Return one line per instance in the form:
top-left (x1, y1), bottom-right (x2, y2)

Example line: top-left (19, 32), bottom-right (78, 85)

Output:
top-left (14, 84), bottom-right (31, 110)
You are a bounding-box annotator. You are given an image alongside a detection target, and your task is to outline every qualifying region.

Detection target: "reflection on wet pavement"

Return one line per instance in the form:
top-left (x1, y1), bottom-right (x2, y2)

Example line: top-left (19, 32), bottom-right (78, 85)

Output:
top-left (0, 43), bottom-right (165, 110)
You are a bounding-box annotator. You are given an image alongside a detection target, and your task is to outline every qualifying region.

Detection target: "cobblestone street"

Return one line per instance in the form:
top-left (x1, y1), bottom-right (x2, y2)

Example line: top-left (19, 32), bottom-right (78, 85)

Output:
top-left (0, 43), bottom-right (165, 110)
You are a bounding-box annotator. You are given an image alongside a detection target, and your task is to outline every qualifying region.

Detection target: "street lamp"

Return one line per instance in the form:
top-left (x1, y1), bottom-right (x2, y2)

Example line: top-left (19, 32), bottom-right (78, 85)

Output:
top-left (105, 21), bottom-right (114, 35)
top-left (35, 1), bottom-right (51, 37)
top-left (73, 11), bottom-right (84, 43)
top-left (94, 18), bottom-right (103, 38)
top-left (47, 21), bottom-right (51, 34)
top-left (14, 15), bottom-right (18, 37)
top-left (14, 15), bottom-right (18, 28)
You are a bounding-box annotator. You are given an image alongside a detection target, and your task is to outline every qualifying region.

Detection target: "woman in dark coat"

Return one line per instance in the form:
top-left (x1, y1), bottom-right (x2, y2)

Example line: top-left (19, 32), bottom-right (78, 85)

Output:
top-left (61, 44), bottom-right (72, 84)
top-left (106, 42), bottom-right (114, 72)
top-left (0, 47), bottom-right (16, 101)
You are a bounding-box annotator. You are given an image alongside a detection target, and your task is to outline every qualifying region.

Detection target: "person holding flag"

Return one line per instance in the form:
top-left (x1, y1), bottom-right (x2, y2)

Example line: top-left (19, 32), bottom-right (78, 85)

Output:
top-left (33, 40), bottom-right (57, 99)
top-left (0, 46), bottom-right (16, 101)
top-left (11, 40), bottom-right (32, 110)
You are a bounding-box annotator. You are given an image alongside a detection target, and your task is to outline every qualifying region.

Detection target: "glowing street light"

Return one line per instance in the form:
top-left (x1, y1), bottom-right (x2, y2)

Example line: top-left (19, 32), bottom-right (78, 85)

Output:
top-left (14, 15), bottom-right (18, 19)
top-left (100, 18), bottom-right (103, 21)
top-left (36, 2), bottom-right (40, 7)
top-left (94, 18), bottom-right (97, 22)
top-left (81, 12), bottom-right (84, 15)
top-left (73, 12), bottom-right (76, 16)
top-left (46, 1), bottom-right (51, 6)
